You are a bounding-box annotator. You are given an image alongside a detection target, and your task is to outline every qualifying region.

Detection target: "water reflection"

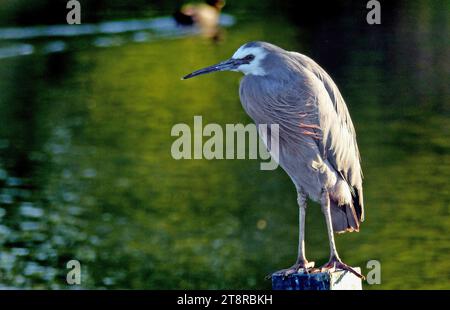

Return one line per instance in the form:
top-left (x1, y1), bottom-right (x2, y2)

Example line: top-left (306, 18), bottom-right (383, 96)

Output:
top-left (0, 15), bottom-right (235, 40)
top-left (0, 44), bottom-right (33, 59)
top-left (0, 14), bottom-right (235, 59)
top-left (42, 41), bottom-right (66, 54)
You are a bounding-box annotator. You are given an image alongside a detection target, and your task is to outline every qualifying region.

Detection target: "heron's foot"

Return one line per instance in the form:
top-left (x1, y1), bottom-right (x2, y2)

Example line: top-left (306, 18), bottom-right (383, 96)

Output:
top-left (266, 260), bottom-right (315, 280)
top-left (320, 256), bottom-right (365, 279)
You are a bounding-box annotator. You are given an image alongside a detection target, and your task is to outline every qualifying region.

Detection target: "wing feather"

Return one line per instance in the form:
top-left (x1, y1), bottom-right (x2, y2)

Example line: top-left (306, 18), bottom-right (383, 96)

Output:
top-left (290, 52), bottom-right (364, 220)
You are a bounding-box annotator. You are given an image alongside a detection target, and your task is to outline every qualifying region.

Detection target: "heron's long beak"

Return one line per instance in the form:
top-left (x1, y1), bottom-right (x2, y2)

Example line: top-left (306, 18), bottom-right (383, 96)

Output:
top-left (182, 58), bottom-right (244, 80)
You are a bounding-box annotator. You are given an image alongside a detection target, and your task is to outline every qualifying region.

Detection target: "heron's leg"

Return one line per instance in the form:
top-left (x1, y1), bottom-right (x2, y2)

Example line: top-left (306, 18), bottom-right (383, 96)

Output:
top-left (320, 189), bottom-right (364, 279)
top-left (320, 190), bottom-right (340, 260)
top-left (267, 193), bottom-right (314, 279)
top-left (295, 192), bottom-right (314, 268)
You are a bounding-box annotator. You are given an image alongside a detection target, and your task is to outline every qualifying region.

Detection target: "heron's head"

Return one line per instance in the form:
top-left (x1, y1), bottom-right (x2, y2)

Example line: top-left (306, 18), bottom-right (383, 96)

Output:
top-left (183, 41), bottom-right (280, 79)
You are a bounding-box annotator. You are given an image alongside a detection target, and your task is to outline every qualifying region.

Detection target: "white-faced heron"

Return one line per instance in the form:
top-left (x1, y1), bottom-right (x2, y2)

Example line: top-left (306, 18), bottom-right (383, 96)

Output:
top-left (183, 41), bottom-right (365, 279)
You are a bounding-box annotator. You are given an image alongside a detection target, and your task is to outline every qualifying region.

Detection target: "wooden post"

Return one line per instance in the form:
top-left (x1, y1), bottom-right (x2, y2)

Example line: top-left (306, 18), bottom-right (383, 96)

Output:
top-left (272, 268), bottom-right (362, 290)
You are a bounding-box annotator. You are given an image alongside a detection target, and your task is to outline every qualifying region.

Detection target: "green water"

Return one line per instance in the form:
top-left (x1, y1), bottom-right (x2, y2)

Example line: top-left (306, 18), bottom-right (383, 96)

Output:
top-left (0, 1), bottom-right (449, 289)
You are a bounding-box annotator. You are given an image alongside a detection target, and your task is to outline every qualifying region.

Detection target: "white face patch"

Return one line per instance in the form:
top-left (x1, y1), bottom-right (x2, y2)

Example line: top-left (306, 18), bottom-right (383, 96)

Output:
top-left (232, 46), bottom-right (267, 76)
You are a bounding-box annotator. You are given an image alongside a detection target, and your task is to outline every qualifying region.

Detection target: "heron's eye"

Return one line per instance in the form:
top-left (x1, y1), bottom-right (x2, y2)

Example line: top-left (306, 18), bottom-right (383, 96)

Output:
top-left (243, 54), bottom-right (255, 61)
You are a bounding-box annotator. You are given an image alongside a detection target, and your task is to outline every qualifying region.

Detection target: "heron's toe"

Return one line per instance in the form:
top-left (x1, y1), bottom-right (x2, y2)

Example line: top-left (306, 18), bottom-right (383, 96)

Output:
top-left (320, 260), bottom-right (365, 279)
top-left (266, 261), bottom-right (315, 280)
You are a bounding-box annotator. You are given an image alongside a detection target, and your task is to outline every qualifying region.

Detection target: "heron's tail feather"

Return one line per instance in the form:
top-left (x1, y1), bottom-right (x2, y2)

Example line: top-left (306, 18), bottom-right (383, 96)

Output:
top-left (330, 200), bottom-right (360, 233)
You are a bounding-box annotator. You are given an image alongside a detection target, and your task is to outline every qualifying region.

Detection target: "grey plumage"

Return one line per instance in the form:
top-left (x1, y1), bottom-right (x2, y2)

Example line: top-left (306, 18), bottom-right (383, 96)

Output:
top-left (239, 42), bottom-right (363, 232)
top-left (183, 41), bottom-right (365, 278)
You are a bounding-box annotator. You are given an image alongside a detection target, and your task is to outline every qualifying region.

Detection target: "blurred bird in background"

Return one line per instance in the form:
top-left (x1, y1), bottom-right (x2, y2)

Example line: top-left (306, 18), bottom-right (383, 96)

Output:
top-left (174, 0), bottom-right (226, 41)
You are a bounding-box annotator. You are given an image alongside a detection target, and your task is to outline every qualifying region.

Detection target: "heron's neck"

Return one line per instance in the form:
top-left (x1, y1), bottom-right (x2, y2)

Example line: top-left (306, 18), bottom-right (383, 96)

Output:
top-left (240, 66), bottom-right (267, 76)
